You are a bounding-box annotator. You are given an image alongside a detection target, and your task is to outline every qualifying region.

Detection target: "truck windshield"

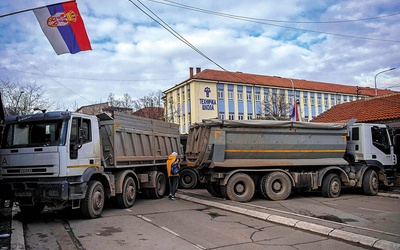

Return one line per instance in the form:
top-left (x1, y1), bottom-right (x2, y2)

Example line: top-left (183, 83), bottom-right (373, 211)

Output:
top-left (1, 120), bottom-right (67, 148)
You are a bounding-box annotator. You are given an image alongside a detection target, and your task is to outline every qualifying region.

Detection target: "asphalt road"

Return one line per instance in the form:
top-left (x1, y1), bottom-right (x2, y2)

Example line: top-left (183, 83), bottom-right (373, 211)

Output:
top-left (1, 188), bottom-right (400, 250)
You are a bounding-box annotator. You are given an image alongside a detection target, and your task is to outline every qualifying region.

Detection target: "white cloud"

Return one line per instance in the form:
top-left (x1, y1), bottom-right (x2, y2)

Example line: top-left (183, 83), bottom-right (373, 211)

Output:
top-left (0, 0), bottom-right (399, 110)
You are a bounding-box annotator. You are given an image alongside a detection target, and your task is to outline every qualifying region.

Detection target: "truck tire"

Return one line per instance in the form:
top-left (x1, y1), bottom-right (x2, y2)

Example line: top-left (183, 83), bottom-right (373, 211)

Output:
top-left (259, 172), bottom-right (292, 201)
top-left (226, 173), bottom-right (255, 202)
top-left (206, 183), bottom-right (223, 198)
top-left (81, 180), bottom-right (105, 219)
top-left (179, 168), bottom-right (198, 189)
top-left (321, 173), bottom-right (341, 198)
top-left (220, 185), bottom-right (229, 199)
top-left (363, 170), bottom-right (379, 196)
top-left (117, 176), bottom-right (136, 208)
top-left (147, 172), bottom-right (166, 199)
top-left (19, 203), bottom-right (45, 216)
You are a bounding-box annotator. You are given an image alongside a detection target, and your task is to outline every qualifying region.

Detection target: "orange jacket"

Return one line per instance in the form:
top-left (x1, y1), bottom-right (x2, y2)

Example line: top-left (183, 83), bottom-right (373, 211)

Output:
top-left (166, 153), bottom-right (180, 177)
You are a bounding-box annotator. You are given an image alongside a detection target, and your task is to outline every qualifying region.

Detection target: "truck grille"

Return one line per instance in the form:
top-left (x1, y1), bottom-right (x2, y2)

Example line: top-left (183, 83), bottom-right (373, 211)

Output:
top-left (2, 165), bottom-right (55, 177)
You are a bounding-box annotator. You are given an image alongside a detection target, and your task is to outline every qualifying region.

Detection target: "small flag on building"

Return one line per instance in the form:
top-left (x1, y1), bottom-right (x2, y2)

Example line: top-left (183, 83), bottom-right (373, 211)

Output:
top-left (291, 100), bottom-right (301, 122)
top-left (33, 1), bottom-right (91, 55)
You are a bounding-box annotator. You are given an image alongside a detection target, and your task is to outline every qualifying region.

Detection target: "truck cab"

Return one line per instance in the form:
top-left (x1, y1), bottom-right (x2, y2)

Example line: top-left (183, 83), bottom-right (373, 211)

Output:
top-left (346, 123), bottom-right (397, 184)
top-left (347, 124), bottom-right (396, 166)
top-left (0, 111), bottom-right (102, 211)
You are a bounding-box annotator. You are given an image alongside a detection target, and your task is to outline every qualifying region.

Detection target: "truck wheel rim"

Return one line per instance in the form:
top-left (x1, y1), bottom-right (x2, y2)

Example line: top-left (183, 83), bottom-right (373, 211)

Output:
top-left (94, 188), bottom-right (104, 209)
top-left (235, 183), bottom-right (245, 194)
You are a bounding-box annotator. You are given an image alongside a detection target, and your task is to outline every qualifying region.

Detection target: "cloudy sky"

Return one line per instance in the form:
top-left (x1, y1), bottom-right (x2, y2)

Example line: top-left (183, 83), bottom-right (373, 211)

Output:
top-left (0, 0), bottom-right (399, 110)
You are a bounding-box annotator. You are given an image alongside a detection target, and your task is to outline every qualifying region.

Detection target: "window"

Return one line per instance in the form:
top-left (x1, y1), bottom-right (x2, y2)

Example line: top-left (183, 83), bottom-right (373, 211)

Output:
top-left (247, 115), bottom-right (252, 120)
top-left (218, 113), bottom-right (225, 119)
top-left (238, 114), bottom-right (244, 120)
top-left (218, 89), bottom-right (224, 99)
top-left (310, 97), bottom-right (315, 106)
top-left (228, 91), bottom-right (233, 100)
top-left (371, 126), bottom-right (390, 154)
top-left (351, 127), bottom-right (359, 140)
top-left (255, 93), bottom-right (260, 102)
top-left (247, 92), bottom-right (252, 100)
top-left (304, 98), bottom-right (308, 105)
top-left (237, 91), bottom-right (243, 101)
top-left (228, 113), bottom-right (234, 120)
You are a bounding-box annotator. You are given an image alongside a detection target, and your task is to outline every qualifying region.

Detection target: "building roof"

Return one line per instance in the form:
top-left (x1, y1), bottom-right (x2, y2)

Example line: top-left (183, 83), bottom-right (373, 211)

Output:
top-left (312, 93), bottom-right (400, 123)
top-left (188, 69), bottom-right (397, 97)
top-left (133, 107), bottom-right (164, 121)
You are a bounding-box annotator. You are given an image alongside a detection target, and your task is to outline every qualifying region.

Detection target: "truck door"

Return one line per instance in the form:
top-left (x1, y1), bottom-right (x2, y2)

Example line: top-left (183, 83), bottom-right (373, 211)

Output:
top-left (67, 117), bottom-right (98, 175)
top-left (370, 126), bottom-right (396, 166)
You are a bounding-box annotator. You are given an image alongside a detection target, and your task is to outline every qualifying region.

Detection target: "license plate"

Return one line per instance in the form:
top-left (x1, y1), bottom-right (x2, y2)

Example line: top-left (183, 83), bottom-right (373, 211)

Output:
top-left (14, 191), bottom-right (32, 197)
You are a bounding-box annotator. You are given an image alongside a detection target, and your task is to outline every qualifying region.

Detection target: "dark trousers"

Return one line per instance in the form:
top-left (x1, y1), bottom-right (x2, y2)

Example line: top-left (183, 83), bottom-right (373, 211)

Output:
top-left (169, 176), bottom-right (179, 197)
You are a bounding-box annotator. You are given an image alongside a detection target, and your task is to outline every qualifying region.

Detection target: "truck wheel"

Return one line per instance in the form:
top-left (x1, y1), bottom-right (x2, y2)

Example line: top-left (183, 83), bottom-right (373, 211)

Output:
top-left (179, 168), bottom-right (198, 189)
top-left (226, 173), bottom-right (255, 202)
top-left (321, 173), bottom-right (341, 198)
top-left (117, 176), bottom-right (136, 208)
top-left (19, 203), bottom-right (45, 216)
top-left (260, 172), bottom-right (292, 201)
top-left (81, 180), bottom-right (105, 219)
top-left (363, 170), bottom-right (379, 196)
top-left (206, 183), bottom-right (223, 198)
top-left (148, 172), bottom-right (166, 199)
top-left (220, 185), bottom-right (229, 199)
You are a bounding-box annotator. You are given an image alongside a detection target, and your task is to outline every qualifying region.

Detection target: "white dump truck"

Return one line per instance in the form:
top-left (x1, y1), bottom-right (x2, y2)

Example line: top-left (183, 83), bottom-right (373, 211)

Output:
top-left (185, 119), bottom-right (397, 202)
top-left (0, 111), bottom-right (182, 218)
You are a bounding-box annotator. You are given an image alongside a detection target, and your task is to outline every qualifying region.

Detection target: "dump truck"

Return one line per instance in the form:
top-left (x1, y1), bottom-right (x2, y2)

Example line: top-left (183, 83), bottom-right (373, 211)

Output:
top-left (0, 111), bottom-right (182, 218)
top-left (185, 119), bottom-right (397, 202)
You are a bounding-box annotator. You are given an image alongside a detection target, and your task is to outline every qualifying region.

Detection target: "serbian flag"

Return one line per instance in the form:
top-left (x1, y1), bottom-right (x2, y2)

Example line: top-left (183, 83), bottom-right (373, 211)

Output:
top-left (291, 101), bottom-right (301, 122)
top-left (33, 1), bottom-right (91, 55)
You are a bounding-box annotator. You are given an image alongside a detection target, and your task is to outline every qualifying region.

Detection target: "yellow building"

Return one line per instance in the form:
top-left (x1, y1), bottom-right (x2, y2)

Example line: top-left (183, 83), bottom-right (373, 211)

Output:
top-left (163, 68), bottom-right (396, 134)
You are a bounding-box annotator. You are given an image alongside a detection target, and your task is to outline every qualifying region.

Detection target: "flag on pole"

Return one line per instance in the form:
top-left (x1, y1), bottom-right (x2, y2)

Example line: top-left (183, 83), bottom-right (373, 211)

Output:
top-left (291, 101), bottom-right (301, 122)
top-left (33, 1), bottom-right (91, 55)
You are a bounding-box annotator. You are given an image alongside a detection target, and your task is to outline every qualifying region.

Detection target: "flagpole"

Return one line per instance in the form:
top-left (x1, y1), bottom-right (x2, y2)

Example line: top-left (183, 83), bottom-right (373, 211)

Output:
top-left (0, 0), bottom-right (75, 19)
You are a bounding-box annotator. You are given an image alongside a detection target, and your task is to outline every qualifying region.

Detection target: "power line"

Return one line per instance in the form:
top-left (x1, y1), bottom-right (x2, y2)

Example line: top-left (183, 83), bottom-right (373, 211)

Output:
top-left (146, 0), bottom-right (400, 43)
top-left (0, 67), bottom-right (186, 82)
top-left (9, 50), bottom-right (92, 103)
top-left (128, 0), bottom-right (229, 72)
top-left (127, 0), bottom-right (259, 86)
top-left (150, 0), bottom-right (400, 24)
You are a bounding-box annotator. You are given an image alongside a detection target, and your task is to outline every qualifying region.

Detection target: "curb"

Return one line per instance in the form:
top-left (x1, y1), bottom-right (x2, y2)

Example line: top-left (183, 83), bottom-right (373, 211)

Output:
top-left (10, 206), bottom-right (25, 250)
top-left (377, 192), bottom-right (400, 199)
top-left (176, 193), bottom-right (400, 250)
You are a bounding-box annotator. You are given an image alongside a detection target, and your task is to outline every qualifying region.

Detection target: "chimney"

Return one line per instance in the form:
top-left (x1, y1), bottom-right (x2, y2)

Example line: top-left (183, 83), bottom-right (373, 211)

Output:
top-left (189, 67), bottom-right (194, 77)
top-left (196, 67), bottom-right (201, 74)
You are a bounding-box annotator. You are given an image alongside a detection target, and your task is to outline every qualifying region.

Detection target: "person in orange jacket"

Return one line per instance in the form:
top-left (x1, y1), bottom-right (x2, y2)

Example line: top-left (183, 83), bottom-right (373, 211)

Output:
top-left (166, 152), bottom-right (180, 200)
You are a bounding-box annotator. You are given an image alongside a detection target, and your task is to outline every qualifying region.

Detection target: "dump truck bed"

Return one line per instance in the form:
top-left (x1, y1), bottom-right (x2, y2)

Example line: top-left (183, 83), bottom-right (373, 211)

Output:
top-left (186, 119), bottom-right (349, 169)
top-left (98, 112), bottom-right (181, 168)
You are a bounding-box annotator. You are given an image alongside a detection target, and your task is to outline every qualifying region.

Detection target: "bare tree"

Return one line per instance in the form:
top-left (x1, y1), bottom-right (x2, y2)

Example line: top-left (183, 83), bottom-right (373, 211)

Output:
top-left (132, 91), bottom-right (163, 111)
top-left (0, 79), bottom-right (52, 115)
top-left (260, 91), bottom-right (291, 120)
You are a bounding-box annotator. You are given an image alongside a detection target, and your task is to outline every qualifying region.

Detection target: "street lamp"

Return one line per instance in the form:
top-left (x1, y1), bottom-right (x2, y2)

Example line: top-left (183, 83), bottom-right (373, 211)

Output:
top-left (287, 78), bottom-right (294, 102)
top-left (374, 67), bottom-right (396, 96)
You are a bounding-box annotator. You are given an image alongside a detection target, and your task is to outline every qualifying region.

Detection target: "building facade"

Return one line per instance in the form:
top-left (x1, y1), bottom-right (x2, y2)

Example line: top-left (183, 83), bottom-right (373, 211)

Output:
top-left (164, 68), bottom-right (396, 134)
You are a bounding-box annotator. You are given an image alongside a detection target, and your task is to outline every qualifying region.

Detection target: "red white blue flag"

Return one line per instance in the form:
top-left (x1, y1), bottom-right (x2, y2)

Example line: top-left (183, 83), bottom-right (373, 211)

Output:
top-left (33, 1), bottom-right (91, 55)
top-left (291, 101), bottom-right (301, 122)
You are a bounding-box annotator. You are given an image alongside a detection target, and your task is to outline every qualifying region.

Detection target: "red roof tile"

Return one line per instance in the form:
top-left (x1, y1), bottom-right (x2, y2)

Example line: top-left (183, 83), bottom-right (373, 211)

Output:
top-left (133, 107), bottom-right (164, 120)
top-left (312, 93), bottom-right (400, 123)
top-left (192, 69), bottom-right (397, 97)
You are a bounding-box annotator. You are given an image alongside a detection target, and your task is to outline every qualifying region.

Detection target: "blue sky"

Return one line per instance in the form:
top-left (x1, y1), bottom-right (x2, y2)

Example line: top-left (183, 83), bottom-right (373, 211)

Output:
top-left (0, 0), bottom-right (399, 109)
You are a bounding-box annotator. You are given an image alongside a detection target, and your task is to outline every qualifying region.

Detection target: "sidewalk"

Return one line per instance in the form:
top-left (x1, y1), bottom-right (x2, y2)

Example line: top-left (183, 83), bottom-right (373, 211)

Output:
top-left (177, 190), bottom-right (400, 250)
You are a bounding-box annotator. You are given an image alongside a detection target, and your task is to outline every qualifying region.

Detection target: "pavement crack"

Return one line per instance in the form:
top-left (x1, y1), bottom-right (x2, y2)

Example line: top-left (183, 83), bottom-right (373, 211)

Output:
top-left (58, 219), bottom-right (84, 250)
